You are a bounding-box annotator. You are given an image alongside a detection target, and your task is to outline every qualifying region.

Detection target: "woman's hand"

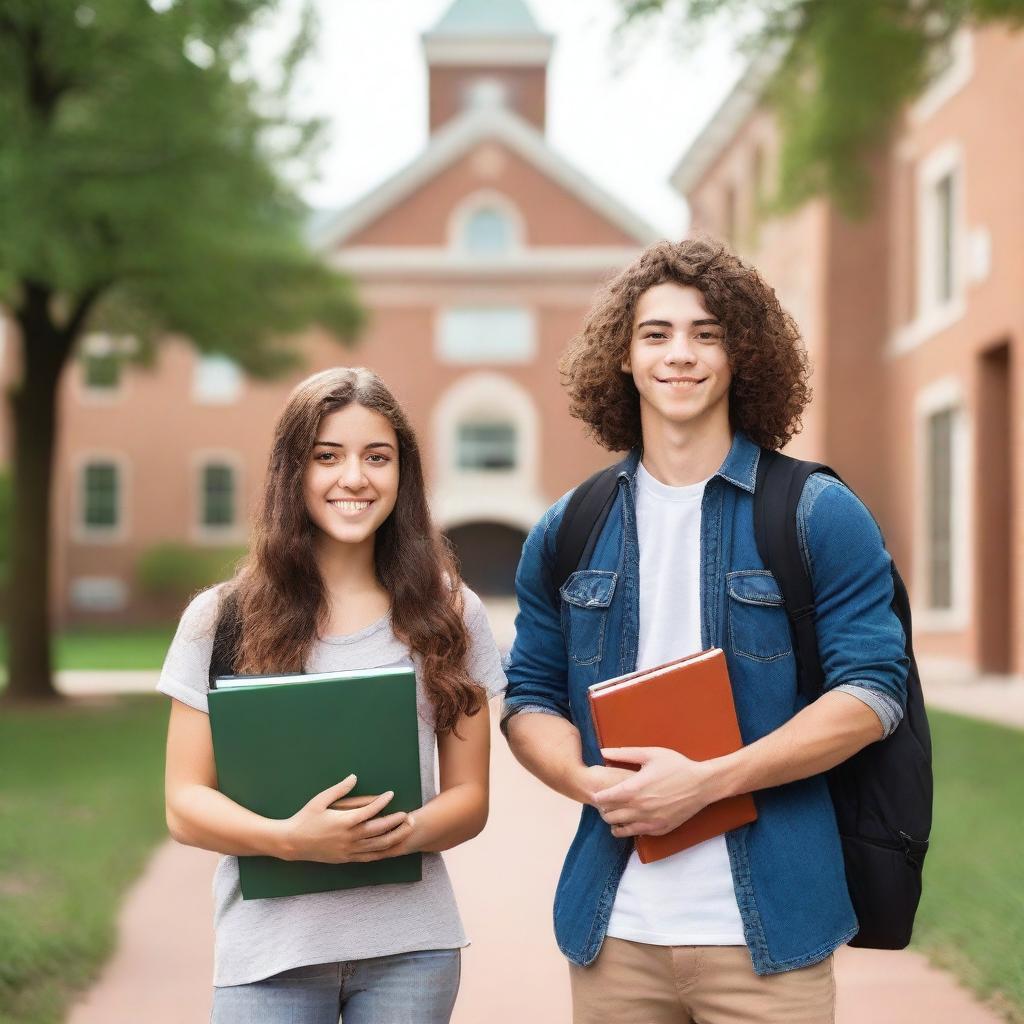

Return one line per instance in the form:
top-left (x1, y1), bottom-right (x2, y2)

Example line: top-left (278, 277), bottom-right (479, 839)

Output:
top-left (280, 774), bottom-right (416, 863)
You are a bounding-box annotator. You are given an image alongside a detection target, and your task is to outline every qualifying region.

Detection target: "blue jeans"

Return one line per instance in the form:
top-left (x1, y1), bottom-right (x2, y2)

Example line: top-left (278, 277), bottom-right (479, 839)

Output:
top-left (210, 948), bottom-right (461, 1024)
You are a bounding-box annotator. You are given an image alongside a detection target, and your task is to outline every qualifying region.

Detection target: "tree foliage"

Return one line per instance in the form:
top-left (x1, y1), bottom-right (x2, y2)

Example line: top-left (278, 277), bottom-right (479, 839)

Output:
top-left (618, 0), bottom-right (1024, 215)
top-left (0, 0), bottom-right (362, 367)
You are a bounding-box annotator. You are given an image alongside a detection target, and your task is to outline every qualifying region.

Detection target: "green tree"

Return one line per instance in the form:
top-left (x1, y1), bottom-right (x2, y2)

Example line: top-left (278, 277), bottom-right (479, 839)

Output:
top-left (618, 0), bottom-right (1024, 215)
top-left (0, 0), bottom-right (362, 703)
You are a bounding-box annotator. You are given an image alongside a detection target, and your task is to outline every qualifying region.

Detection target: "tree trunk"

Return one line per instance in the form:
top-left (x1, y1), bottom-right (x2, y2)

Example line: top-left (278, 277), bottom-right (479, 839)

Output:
top-left (2, 285), bottom-right (74, 704)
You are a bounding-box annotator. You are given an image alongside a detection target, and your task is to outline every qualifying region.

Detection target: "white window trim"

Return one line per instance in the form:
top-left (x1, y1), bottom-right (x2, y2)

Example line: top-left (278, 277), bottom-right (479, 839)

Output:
top-left (191, 450), bottom-right (247, 545)
top-left (191, 353), bottom-right (245, 405)
top-left (888, 141), bottom-right (966, 358)
top-left (69, 575), bottom-right (129, 613)
top-left (447, 189), bottom-right (526, 255)
top-left (73, 452), bottom-right (130, 545)
top-left (75, 333), bottom-right (134, 404)
top-left (912, 378), bottom-right (972, 633)
top-left (910, 29), bottom-right (974, 125)
top-left (434, 305), bottom-right (537, 365)
top-left (431, 372), bottom-right (544, 532)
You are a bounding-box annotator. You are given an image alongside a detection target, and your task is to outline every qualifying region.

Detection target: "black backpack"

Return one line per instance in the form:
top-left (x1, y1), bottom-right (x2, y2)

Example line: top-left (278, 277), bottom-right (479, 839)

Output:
top-left (552, 448), bottom-right (933, 950)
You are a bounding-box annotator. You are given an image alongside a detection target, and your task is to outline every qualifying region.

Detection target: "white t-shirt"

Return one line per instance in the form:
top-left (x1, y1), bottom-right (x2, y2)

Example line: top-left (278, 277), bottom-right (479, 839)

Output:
top-left (605, 462), bottom-right (746, 946)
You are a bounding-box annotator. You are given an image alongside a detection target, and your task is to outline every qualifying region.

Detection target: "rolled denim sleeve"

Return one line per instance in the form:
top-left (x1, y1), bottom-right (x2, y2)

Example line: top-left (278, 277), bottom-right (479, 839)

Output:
top-left (797, 475), bottom-right (909, 717)
top-left (500, 495), bottom-right (573, 736)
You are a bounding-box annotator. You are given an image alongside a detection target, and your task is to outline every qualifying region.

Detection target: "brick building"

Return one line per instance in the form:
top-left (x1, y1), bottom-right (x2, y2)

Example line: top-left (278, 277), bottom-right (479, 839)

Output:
top-left (672, 25), bottom-right (1023, 677)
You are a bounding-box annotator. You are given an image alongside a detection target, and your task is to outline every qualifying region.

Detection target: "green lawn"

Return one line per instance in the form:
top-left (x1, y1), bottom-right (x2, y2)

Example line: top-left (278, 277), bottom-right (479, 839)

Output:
top-left (0, 626), bottom-right (175, 672)
top-left (0, 697), bottom-right (170, 1024)
top-left (912, 710), bottom-right (1024, 1022)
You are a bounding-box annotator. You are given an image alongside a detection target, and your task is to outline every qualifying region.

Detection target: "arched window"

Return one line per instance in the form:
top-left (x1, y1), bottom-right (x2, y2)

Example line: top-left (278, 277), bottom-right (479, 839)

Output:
top-left (461, 207), bottom-right (516, 255)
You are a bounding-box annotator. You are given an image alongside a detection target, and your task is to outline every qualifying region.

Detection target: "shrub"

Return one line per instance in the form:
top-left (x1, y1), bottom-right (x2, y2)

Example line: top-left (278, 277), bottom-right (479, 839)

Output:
top-left (136, 543), bottom-right (247, 602)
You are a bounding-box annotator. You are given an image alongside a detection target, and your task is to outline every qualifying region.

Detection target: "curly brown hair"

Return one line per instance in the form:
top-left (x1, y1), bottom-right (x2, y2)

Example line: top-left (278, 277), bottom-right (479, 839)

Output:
top-left (560, 237), bottom-right (812, 452)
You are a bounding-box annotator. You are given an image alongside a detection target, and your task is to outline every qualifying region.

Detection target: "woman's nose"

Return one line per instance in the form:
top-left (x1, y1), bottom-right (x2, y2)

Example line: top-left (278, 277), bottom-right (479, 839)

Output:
top-left (340, 458), bottom-right (367, 490)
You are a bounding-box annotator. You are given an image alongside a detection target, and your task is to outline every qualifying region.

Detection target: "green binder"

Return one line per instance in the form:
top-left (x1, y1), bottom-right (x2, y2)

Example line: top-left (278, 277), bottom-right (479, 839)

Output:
top-left (208, 666), bottom-right (422, 900)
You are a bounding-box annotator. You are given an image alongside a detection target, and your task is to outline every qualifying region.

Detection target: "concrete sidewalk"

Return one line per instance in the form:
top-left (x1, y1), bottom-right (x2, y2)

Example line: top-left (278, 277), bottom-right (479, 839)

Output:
top-left (66, 703), bottom-right (1009, 1024)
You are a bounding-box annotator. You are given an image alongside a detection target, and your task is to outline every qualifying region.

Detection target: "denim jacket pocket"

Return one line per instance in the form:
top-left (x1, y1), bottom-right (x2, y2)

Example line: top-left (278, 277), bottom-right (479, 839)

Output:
top-left (560, 570), bottom-right (617, 667)
top-left (726, 569), bottom-right (793, 663)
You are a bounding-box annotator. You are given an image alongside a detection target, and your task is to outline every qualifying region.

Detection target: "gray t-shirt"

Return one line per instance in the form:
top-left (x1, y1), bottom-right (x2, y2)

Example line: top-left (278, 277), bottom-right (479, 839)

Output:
top-left (157, 583), bottom-right (506, 987)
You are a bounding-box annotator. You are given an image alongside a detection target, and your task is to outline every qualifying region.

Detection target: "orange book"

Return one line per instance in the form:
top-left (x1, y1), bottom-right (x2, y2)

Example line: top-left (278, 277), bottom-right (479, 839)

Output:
top-left (588, 648), bottom-right (757, 864)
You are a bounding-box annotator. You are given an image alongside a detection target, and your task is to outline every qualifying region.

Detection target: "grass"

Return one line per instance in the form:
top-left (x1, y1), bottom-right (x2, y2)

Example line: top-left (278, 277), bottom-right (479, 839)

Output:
top-left (912, 710), bottom-right (1024, 1022)
top-left (0, 626), bottom-right (176, 672)
top-left (0, 696), bottom-right (170, 1024)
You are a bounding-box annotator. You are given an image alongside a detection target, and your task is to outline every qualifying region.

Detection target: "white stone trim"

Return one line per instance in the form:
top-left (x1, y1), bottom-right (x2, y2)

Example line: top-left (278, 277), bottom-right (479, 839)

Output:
top-left (910, 29), bottom-right (974, 124)
top-left (191, 450), bottom-right (247, 545)
top-left (430, 372), bottom-right (546, 533)
top-left (311, 101), bottom-right (660, 250)
top-left (912, 377), bottom-right (972, 633)
top-left (191, 353), bottom-right (245, 405)
top-left (72, 451), bottom-right (130, 545)
top-left (888, 141), bottom-right (966, 358)
top-left (422, 35), bottom-right (554, 67)
top-left (329, 245), bottom-right (644, 279)
top-left (447, 188), bottom-right (526, 252)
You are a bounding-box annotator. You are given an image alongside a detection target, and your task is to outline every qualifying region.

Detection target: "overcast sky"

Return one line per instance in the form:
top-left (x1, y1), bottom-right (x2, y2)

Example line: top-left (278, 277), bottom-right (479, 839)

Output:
top-left (251, 0), bottom-right (747, 237)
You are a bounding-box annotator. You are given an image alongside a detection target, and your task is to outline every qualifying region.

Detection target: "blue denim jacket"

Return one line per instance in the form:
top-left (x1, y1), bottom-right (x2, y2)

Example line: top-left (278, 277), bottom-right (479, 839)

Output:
top-left (502, 432), bottom-right (909, 975)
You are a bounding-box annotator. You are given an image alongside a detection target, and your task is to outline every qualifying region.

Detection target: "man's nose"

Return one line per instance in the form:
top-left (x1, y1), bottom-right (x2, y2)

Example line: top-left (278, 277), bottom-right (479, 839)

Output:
top-left (664, 333), bottom-right (697, 363)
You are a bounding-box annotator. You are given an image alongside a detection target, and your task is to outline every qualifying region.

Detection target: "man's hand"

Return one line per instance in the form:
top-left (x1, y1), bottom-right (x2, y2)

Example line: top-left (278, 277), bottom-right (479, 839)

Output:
top-left (592, 747), bottom-right (718, 838)
top-left (575, 763), bottom-right (636, 806)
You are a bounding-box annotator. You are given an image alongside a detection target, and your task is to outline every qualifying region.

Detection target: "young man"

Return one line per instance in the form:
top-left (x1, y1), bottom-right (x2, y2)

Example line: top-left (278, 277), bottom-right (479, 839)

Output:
top-left (502, 238), bottom-right (908, 1023)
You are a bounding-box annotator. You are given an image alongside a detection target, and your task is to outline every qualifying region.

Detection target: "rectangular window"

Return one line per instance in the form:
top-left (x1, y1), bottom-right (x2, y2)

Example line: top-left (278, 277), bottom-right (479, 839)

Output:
top-left (194, 355), bottom-right (243, 404)
top-left (926, 408), bottom-right (954, 609)
top-left (438, 308), bottom-right (535, 364)
top-left (83, 353), bottom-right (121, 391)
top-left (456, 423), bottom-right (517, 471)
top-left (934, 172), bottom-right (955, 305)
top-left (202, 464), bottom-right (235, 527)
top-left (83, 463), bottom-right (119, 529)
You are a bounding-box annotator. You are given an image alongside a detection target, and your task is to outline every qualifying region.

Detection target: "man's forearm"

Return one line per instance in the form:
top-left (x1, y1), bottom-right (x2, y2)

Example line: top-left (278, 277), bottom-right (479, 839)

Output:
top-left (506, 712), bottom-right (589, 803)
top-left (707, 689), bottom-right (885, 803)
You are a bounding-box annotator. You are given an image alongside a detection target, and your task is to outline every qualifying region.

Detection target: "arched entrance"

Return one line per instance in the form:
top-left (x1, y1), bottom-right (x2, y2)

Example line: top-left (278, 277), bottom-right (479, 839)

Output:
top-left (445, 521), bottom-right (527, 597)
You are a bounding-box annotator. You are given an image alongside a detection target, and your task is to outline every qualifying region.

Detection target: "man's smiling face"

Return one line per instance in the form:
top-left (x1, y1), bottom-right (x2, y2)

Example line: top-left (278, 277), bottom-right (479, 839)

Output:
top-left (621, 281), bottom-right (732, 434)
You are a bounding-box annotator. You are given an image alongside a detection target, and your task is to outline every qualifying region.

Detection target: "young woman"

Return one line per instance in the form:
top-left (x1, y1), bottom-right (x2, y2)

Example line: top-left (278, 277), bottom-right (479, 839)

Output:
top-left (160, 367), bottom-right (506, 1023)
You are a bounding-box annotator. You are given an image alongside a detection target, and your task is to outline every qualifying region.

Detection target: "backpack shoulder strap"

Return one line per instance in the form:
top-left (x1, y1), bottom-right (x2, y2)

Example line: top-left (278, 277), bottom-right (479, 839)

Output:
top-left (208, 590), bottom-right (242, 688)
top-left (552, 459), bottom-right (625, 599)
top-left (753, 448), bottom-right (842, 703)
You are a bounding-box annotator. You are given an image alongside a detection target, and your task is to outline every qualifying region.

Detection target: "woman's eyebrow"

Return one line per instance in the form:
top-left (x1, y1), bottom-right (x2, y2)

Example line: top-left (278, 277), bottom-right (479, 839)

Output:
top-left (312, 440), bottom-right (396, 451)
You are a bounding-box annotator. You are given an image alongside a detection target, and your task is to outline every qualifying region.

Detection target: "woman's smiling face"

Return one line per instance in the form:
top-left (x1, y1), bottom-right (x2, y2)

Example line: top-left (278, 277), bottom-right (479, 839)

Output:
top-left (302, 403), bottom-right (400, 548)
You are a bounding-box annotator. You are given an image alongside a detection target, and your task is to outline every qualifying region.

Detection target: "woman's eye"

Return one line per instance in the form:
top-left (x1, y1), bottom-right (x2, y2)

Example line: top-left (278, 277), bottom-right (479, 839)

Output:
top-left (697, 332), bottom-right (722, 342)
top-left (645, 332), bottom-right (667, 341)
top-left (315, 451), bottom-right (335, 463)
top-left (366, 454), bottom-right (389, 465)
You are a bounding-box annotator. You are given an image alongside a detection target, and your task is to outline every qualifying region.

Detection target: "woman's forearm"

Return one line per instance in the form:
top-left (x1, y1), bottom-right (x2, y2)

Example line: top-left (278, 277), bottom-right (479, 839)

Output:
top-left (399, 782), bottom-right (488, 854)
top-left (167, 783), bottom-right (291, 858)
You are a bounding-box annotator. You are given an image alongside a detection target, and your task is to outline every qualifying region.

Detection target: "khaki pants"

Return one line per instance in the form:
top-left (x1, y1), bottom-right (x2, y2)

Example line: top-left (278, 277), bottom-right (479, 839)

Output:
top-left (569, 938), bottom-right (835, 1024)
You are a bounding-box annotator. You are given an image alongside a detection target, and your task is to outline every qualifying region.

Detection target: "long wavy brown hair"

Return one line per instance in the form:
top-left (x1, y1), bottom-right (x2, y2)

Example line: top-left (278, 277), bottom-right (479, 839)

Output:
top-left (560, 237), bottom-right (812, 452)
top-left (217, 367), bottom-right (484, 735)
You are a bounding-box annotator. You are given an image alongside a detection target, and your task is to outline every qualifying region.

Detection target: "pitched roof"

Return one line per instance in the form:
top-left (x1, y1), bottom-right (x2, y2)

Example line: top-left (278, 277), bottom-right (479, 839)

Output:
top-left (311, 97), bottom-right (660, 251)
top-left (430, 0), bottom-right (544, 37)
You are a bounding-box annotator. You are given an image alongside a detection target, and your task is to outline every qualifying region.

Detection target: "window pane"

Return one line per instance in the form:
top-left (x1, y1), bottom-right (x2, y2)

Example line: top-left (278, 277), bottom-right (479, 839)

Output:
top-left (462, 208), bottom-right (514, 254)
top-left (203, 464), bottom-right (235, 527)
top-left (927, 409), bottom-right (954, 609)
top-left (84, 463), bottom-right (119, 528)
top-left (194, 355), bottom-right (243, 403)
top-left (84, 354), bottom-right (121, 391)
top-left (457, 423), bottom-right (517, 471)
top-left (935, 173), bottom-right (955, 304)
top-left (438, 307), bottom-right (535, 363)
